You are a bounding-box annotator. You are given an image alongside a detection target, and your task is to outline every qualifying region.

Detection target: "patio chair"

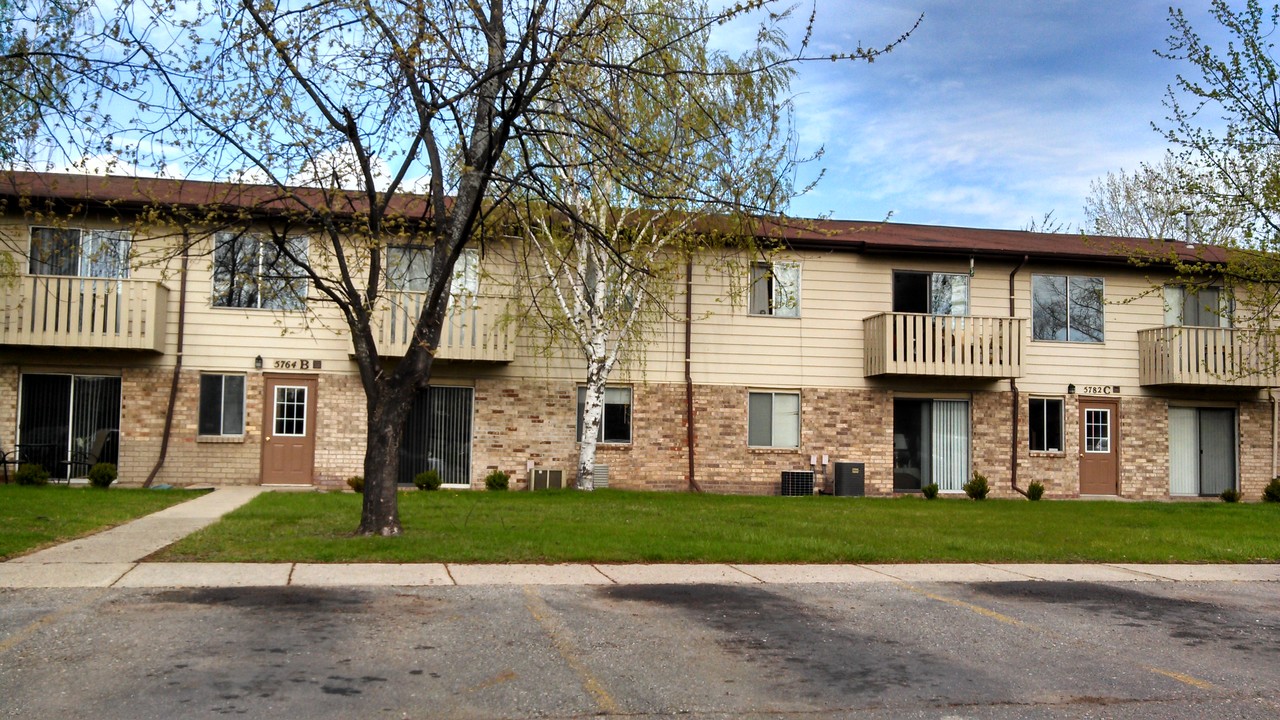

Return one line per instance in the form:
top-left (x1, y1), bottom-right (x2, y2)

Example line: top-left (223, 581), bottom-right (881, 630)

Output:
top-left (1, 445), bottom-right (20, 484)
top-left (61, 429), bottom-right (116, 480)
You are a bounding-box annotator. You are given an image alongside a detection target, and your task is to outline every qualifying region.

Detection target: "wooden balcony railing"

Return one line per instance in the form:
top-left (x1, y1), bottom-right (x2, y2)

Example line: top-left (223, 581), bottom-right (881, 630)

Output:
top-left (0, 275), bottom-right (169, 352)
top-left (1138, 326), bottom-right (1279, 387)
top-left (372, 292), bottom-right (515, 362)
top-left (864, 313), bottom-right (1024, 378)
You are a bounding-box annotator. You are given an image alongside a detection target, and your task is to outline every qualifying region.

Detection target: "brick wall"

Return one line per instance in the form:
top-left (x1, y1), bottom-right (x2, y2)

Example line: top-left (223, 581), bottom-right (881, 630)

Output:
top-left (1239, 400), bottom-right (1272, 501)
top-left (1118, 396), bottom-right (1169, 500)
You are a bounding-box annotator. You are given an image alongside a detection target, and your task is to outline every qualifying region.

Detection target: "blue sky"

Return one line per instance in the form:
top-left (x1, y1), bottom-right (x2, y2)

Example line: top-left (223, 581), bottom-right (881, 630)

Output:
top-left (734, 1), bottom-right (1228, 230)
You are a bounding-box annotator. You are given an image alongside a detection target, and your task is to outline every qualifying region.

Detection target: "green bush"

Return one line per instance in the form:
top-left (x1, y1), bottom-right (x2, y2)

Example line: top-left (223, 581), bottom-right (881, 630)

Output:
top-left (921, 483), bottom-right (939, 499)
top-left (484, 470), bottom-right (509, 491)
top-left (414, 470), bottom-right (442, 491)
top-left (1220, 488), bottom-right (1241, 503)
top-left (963, 471), bottom-right (990, 501)
top-left (1026, 481), bottom-right (1045, 501)
top-left (87, 462), bottom-right (117, 489)
top-left (1263, 477), bottom-right (1280, 503)
top-left (14, 463), bottom-right (50, 486)
top-left (347, 475), bottom-right (365, 494)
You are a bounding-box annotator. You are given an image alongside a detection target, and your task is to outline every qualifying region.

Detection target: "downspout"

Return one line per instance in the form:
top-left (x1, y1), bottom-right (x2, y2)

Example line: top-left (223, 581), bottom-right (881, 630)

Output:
top-left (1271, 388), bottom-right (1277, 480)
top-left (685, 257), bottom-right (701, 492)
top-left (144, 233), bottom-right (190, 488)
top-left (1009, 255), bottom-right (1030, 497)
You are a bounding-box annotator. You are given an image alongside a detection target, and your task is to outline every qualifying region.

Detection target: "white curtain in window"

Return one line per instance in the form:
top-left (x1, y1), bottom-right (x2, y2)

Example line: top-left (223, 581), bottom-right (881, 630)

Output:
top-left (80, 230), bottom-right (131, 279)
top-left (772, 262), bottom-right (800, 317)
top-left (1168, 407), bottom-right (1198, 496)
top-left (932, 400), bottom-right (969, 492)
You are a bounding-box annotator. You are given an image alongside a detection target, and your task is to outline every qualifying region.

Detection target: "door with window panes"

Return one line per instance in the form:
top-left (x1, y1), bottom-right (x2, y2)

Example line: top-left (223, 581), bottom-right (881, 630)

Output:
top-left (1078, 398), bottom-right (1119, 495)
top-left (260, 375), bottom-right (317, 484)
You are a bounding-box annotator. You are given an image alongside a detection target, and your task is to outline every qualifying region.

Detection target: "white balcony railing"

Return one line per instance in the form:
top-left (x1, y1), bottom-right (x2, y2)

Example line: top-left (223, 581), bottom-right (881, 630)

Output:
top-left (1138, 326), bottom-right (1279, 387)
top-left (864, 312), bottom-right (1024, 378)
top-left (0, 275), bottom-right (168, 352)
top-left (372, 292), bottom-right (515, 362)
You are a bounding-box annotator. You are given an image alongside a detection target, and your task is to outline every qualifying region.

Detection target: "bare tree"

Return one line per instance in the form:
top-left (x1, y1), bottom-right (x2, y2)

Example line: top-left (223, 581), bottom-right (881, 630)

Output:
top-left (11, 0), bottom-right (913, 533)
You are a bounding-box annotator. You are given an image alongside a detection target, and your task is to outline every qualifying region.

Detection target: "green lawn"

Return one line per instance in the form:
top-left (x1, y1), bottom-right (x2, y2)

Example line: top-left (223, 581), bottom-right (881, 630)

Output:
top-left (154, 489), bottom-right (1280, 564)
top-left (0, 485), bottom-right (204, 560)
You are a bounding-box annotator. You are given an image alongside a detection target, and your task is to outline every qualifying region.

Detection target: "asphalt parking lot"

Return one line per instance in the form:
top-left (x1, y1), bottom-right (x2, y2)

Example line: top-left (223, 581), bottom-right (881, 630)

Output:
top-left (2, 579), bottom-right (1277, 719)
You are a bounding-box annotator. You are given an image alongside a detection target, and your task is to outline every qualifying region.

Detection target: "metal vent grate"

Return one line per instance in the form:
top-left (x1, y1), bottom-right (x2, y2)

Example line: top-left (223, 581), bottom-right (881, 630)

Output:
top-left (593, 464), bottom-right (609, 489)
top-left (781, 470), bottom-right (815, 496)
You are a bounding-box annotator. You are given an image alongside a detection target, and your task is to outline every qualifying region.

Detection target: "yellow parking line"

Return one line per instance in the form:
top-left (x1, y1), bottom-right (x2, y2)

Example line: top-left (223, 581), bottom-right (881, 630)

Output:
top-left (0, 589), bottom-right (108, 656)
top-left (522, 586), bottom-right (621, 714)
top-left (1146, 666), bottom-right (1217, 690)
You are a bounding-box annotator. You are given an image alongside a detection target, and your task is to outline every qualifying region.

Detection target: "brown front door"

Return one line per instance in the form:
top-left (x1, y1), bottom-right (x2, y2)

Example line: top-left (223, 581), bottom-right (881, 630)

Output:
top-left (1078, 398), bottom-right (1119, 495)
top-left (261, 375), bottom-right (318, 485)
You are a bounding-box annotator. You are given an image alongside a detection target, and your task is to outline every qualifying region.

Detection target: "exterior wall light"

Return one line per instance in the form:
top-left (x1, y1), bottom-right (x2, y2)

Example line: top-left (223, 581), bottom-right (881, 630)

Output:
top-left (255, 355), bottom-right (264, 370)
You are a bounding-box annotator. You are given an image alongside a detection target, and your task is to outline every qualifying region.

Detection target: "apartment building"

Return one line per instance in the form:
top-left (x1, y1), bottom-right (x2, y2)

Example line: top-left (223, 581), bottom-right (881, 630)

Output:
top-left (2, 172), bottom-right (1275, 499)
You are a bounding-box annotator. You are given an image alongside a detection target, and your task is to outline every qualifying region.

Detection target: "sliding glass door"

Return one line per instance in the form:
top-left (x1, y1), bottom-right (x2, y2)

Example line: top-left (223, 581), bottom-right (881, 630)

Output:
top-left (18, 374), bottom-right (121, 478)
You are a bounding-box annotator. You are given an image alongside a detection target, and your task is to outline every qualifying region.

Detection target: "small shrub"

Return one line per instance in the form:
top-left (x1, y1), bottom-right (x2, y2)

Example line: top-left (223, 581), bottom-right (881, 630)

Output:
top-left (484, 470), bottom-right (509, 491)
top-left (347, 475), bottom-right (365, 494)
top-left (414, 470), bottom-right (442, 491)
top-left (14, 463), bottom-right (50, 486)
top-left (921, 483), bottom-right (939, 499)
top-left (1263, 477), bottom-right (1280, 503)
top-left (1220, 488), bottom-right (1241, 503)
top-left (87, 462), bottom-right (117, 489)
top-left (963, 471), bottom-right (990, 500)
top-left (1026, 481), bottom-right (1045, 501)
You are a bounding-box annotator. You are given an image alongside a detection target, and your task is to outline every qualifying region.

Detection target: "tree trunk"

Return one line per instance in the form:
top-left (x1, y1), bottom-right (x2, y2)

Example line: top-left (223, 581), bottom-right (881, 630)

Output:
top-left (356, 378), bottom-right (416, 536)
top-left (577, 362), bottom-right (608, 491)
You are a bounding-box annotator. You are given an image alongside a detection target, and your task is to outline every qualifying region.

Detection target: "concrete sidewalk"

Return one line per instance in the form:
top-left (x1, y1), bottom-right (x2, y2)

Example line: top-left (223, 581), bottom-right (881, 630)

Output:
top-left (2, 487), bottom-right (1278, 589)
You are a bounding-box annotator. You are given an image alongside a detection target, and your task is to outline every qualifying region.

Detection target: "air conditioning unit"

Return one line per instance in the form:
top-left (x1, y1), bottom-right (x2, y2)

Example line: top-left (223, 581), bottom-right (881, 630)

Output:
top-left (530, 468), bottom-right (564, 491)
top-left (781, 470), bottom-right (815, 496)
top-left (593, 464), bottom-right (609, 489)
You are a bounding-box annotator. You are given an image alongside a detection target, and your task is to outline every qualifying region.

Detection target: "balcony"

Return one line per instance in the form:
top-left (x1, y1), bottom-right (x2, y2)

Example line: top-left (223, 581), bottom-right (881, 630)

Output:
top-left (1138, 326), bottom-right (1279, 387)
top-left (864, 313), bottom-right (1024, 378)
top-left (0, 275), bottom-right (169, 352)
top-left (372, 292), bottom-right (515, 362)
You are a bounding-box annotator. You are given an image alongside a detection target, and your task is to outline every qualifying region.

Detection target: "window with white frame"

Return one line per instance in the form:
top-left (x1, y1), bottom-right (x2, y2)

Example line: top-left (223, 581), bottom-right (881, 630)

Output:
top-left (1032, 274), bottom-right (1104, 342)
top-left (29, 227), bottom-right (130, 278)
top-left (892, 271), bottom-right (969, 315)
top-left (748, 391), bottom-right (800, 448)
top-left (1164, 285), bottom-right (1232, 328)
top-left (1028, 397), bottom-right (1064, 452)
top-left (386, 246), bottom-right (479, 297)
top-left (212, 232), bottom-right (308, 311)
top-left (576, 386), bottom-right (632, 444)
top-left (749, 261), bottom-right (800, 317)
top-left (198, 374), bottom-right (246, 436)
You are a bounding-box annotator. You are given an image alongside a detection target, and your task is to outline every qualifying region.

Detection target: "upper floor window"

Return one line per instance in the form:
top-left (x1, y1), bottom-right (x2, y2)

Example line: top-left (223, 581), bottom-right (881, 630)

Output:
top-left (1032, 274), bottom-right (1104, 343)
top-left (29, 227), bottom-right (130, 278)
top-left (750, 261), bottom-right (800, 317)
top-left (386, 246), bottom-right (479, 297)
top-left (892, 271), bottom-right (969, 316)
top-left (212, 232), bottom-right (308, 311)
top-left (1164, 285), bottom-right (1231, 328)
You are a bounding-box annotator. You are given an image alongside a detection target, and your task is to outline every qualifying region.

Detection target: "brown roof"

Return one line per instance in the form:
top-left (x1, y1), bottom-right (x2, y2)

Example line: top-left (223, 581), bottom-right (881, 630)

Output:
top-left (761, 217), bottom-right (1227, 265)
top-left (0, 171), bottom-right (1225, 265)
top-left (0, 171), bottom-right (433, 219)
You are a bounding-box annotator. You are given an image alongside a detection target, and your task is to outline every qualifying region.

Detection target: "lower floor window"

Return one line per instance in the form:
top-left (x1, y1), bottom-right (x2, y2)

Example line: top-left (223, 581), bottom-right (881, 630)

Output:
top-left (893, 398), bottom-right (970, 492)
top-left (1169, 407), bottom-right (1236, 496)
top-left (18, 373), bottom-right (121, 479)
top-left (748, 391), bottom-right (800, 448)
top-left (198, 374), bottom-right (246, 436)
top-left (400, 385), bottom-right (474, 486)
top-left (577, 386), bottom-right (633, 444)
top-left (1029, 398), bottom-right (1064, 452)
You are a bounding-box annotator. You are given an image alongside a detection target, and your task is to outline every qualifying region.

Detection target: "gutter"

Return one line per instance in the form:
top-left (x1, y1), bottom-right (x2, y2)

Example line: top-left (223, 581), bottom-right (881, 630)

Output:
top-left (1009, 255), bottom-right (1030, 498)
top-left (685, 257), bottom-right (701, 492)
top-left (144, 233), bottom-right (190, 488)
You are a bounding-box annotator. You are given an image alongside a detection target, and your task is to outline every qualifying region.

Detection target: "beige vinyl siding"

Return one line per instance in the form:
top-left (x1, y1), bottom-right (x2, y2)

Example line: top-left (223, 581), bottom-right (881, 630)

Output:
top-left (1017, 264), bottom-right (1163, 395)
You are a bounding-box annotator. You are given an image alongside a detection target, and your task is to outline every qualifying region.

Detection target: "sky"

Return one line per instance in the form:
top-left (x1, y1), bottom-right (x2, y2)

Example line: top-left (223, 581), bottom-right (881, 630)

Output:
top-left (723, 1), bottom-right (1230, 230)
